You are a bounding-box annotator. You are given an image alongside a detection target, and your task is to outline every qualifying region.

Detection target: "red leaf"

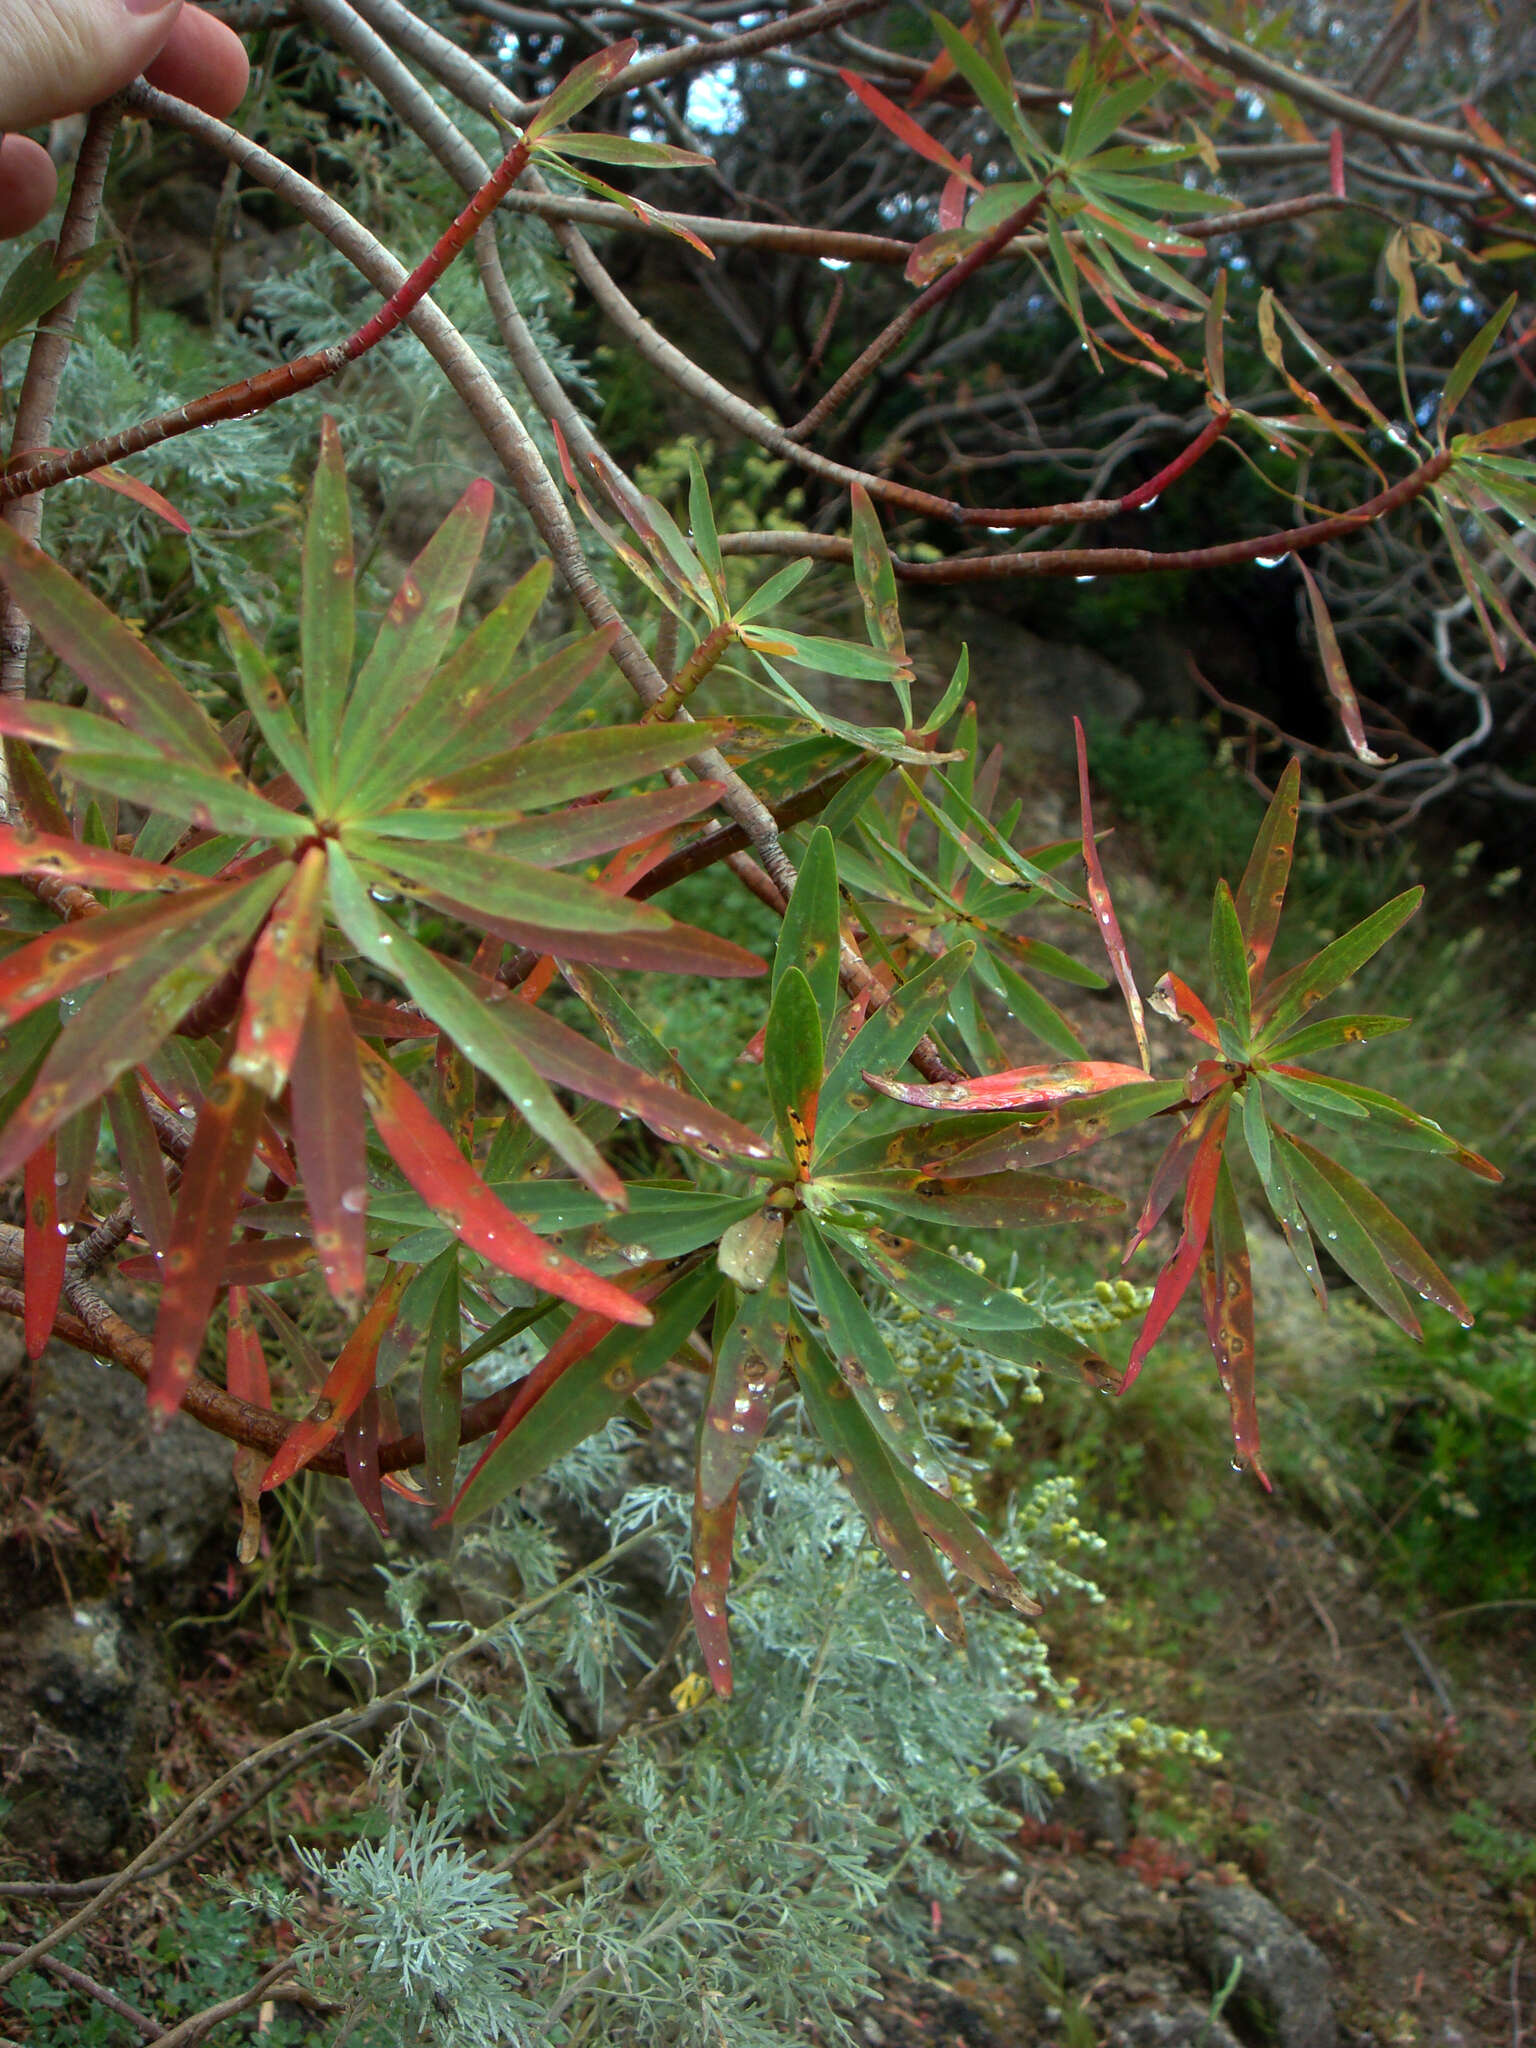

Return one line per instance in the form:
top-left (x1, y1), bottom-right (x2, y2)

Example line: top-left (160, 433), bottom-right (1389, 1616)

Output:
top-left (0, 825), bottom-right (200, 896)
top-left (261, 1267), bottom-right (409, 1490)
top-left (839, 70), bottom-right (981, 185)
top-left (1149, 972), bottom-right (1219, 1047)
top-left (1198, 1163), bottom-right (1270, 1488)
top-left (226, 1285), bottom-right (271, 1409)
top-left (84, 464), bottom-right (192, 534)
top-left (23, 1138), bottom-right (65, 1359)
top-left (1233, 760), bottom-right (1300, 990)
top-left (1074, 719), bottom-right (1150, 1070)
top-left (289, 979), bottom-right (369, 1312)
top-left (355, 1036), bottom-right (651, 1326)
top-left (1126, 1094), bottom-right (1230, 1385)
top-left (230, 849), bottom-right (327, 1098)
top-left (1295, 557), bottom-right (1387, 764)
top-left (344, 1388), bottom-right (389, 1536)
top-left (149, 1066), bottom-right (265, 1413)
top-left (866, 1058), bottom-right (1150, 1111)
top-left (691, 1489), bottom-right (739, 1699)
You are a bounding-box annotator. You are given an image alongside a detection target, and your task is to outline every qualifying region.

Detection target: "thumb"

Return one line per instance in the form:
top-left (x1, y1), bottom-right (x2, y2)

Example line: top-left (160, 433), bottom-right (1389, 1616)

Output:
top-left (0, 0), bottom-right (185, 132)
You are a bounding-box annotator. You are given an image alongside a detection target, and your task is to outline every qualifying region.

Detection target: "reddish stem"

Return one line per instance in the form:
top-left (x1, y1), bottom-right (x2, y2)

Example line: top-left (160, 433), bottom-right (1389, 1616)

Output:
top-left (957, 409), bottom-right (1235, 529)
top-left (0, 129), bottom-right (534, 507)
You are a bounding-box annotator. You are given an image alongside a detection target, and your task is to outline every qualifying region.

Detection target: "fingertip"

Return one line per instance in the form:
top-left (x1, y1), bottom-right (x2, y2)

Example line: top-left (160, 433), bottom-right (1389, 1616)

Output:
top-left (0, 136), bottom-right (59, 242)
top-left (143, 6), bottom-right (250, 119)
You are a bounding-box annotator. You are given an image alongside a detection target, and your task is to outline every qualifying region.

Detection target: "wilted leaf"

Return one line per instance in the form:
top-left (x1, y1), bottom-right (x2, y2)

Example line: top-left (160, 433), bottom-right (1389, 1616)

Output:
top-left (260, 1266), bottom-right (410, 1489)
top-left (1199, 1161), bottom-right (1268, 1486)
top-left (290, 977), bottom-right (370, 1311)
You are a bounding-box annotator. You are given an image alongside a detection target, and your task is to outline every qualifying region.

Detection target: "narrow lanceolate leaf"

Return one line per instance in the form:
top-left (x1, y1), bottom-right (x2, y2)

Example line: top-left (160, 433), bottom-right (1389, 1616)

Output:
top-left (289, 978), bottom-right (369, 1311)
top-left (0, 869), bottom-right (287, 1184)
top-left (352, 563), bottom-right (559, 804)
top-left (419, 1256), bottom-right (464, 1507)
top-left (1254, 888), bottom-right (1423, 1042)
top-left (1295, 557), bottom-right (1386, 765)
top-left (1233, 759), bottom-right (1300, 988)
top-left (337, 478), bottom-right (494, 783)
top-left (1209, 881), bottom-right (1251, 1043)
top-left (764, 967), bottom-right (823, 1175)
top-left (451, 1263), bottom-right (717, 1522)
top-left (228, 1284), bottom-right (271, 1561)
top-left (1199, 1160), bottom-right (1268, 1487)
top-left (0, 886), bottom-right (246, 1035)
top-left (149, 1066), bottom-right (266, 1413)
top-left (1264, 1067), bottom-right (1500, 1179)
top-left (0, 697), bottom-right (167, 762)
top-left (230, 849), bottom-right (326, 1098)
top-left (691, 1489), bottom-right (740, 1699)
top-left (353, 1035), bottom-right (649, 1326)
top-left (1265, 1013), bottom-right (1410, 1061)
top-left (406, 720), bottom-right (730, 817)
top-left (905, 1479), bottom-right (1040, 1617)
top-left (819, 1166), bottom-right (1121, 1233)
top-left (800, 1215), bottom-right (948, 1493)
top-left (790, 1314), bottom-right (964, 1646)
top-left (867, 1059), bottom-right (1151, 1113)
top-left (300, 416), bottom-right (356, 801)
top-left (1277, 1131), bottom-right (1471, 1330)
top-left (60, 753), bottom-right (304, 844)
top-left (698, 1256), bottom-right (790, 1509)
top-left (349, 834), bottom-right (664, 939)
top-left (816, 943), bottom-right (975, 1159)
top-left (0, 827), bottom-right (202, 897)
top-left (106, 1074), bottom-right (174, 1258)
top-left (1075, 716), bottom-right (1150, 1070)
top-left (344, 1389), bottom-right (388, 1536)
top-left (23, 1138), bottom-right (65, 1358)
top-left (525, 35), bottom-right (637, 139)
top-left (773, 825), bottom-right (840, 1039)
top-left (461, 967), bottom-right (770, 1166)
top-left (850, 485), bottom-right (910, 719)
top-left (218, 608), bottom-right (319, 807)
top-left (476, 783), bottom-right (722, 868)
top-left (1440, 292), bottom-right (1516, 430)
top-left (1126, 1092), bottom-right (1231, 1386)
top-left (328, 850), bottom-right (623, 1204)
top-left (935, 1079), bottom-right (1185, 1178)
top-left (260, 1266), bottom-right (411, 1490)
top-left (0, 520), bottom-right (233, 769)
top-left (822, 1222), bottom-right (1119, 1386)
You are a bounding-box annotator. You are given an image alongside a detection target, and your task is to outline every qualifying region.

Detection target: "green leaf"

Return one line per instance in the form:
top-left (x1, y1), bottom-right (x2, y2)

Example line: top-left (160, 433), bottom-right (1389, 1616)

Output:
top-left (816, 944), bottom-right (975, 1159)
top-left (61, 752), bottom-right (304, 843)
top-left (0, 240), bottom-right (112, 348)
top-left (893, 1078), bottom-right (1183, 1178)
top-left (1262, 1067), bottom-right (1499, 1178)
top-left (732, 557), bottom-right (814, 627)
top-left (1233, 758), bottom-right (1299, 988)
top-left (1265, 1013), bottom-right (1410, 1061)
top-left (973, 949), bottom-right (1087, 1061)
top-left (1065, 72), bottom-right (1160, 162)
top-left (816, 1165), bottom-right (1121, 1232)
top-left (740, 624), bottom-right (908, 682)
top-left (800, 1214), bottom-right (948, 1491)
top-left (0, 696), bottom-right (165, 763)
top-left (822, 1221), bottom-right (1119, 1385)
top-left (337, 478), bottom-right (493, 785)
top-left (764, 966), bottom-right (823, 1173)
top-left (1209, 880), bottom-right (1251, 1043)
top-left (407, 718), bottom-right (728, 814)
top-left (1276, 1131), bottom-right (1472, 1328)
top-left (773, 825), bottom-right (840, 1041)
top-left (218, 608), bottom-right (319, 807)
top-left (540, 132), bottom-right (709, 168)
top-left (300, 417), bottom-right (355, 804)
top-left (348, 835), bottom-right (663, 937)
top-left (451, 1262), bottom-right (719, 1521)
top-left (418, 1255), bottom-right (464, 1506)
top-left (687, 450), bottom-right (726, 606)
top-left (1439, 292), bottom-right (1517, 430)
top-left (0, 884), bottom-right (243, 1032)
top-left (1254, 888), bottom-right (1424, 1042)
top-left (850, 485), bottom-right (909, 723)
top-left (525, 36), bottom-right (638, 140)
top-left (327, 846), bottom-right (624, 1203)
top-left (0, 868), bottom-right (287, 1182)
top-left (0, 522), bottom-right (233, 769)
top-left (1274, 1129), bottom-right (1419, 1336)
top-left (927, 8), bottom-right (1033, 160)
top-left (790, 1312), bottom-right (964, 1644)
top-left (1241, 1076), bottom-right (1271, 1186)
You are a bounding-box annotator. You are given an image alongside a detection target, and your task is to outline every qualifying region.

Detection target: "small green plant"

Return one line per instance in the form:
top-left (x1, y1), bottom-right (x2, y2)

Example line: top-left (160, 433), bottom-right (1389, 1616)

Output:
top-left (1449, 1802), bottom-right (1536, 1900)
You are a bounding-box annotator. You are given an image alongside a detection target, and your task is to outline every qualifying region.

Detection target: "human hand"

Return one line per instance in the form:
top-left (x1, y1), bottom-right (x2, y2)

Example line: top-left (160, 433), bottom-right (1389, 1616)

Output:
top-left (0, 1), bottom-right (248, 238)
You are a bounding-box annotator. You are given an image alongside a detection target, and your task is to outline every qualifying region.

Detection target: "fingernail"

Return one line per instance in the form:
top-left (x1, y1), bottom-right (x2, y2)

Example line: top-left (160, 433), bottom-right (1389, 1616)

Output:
top-left (123, 0), bottom-right (176, 14)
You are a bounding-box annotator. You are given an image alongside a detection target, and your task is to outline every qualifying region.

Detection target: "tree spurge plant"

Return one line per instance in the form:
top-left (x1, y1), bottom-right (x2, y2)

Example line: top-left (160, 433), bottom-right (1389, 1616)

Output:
top-left (0, 417), bottom-right (1499, 1694)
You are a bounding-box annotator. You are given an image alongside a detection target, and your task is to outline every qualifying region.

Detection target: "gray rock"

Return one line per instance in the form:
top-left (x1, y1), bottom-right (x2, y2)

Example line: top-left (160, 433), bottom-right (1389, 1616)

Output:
top-left (0, 1601), bottom-right (169, 1873)
top-left (26, 1340), bottom-right (236, 1577)
top-left (1182, 1884), bottom-right (1336, 2048)
top-left (1110, 2005), bottom-right (1244, 2048)
top-left (906, 602), bottom-right (1144, 761)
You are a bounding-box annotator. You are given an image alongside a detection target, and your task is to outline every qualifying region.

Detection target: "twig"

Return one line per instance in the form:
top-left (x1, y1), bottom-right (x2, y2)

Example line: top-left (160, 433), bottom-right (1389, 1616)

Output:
top-left (0, 1940), bottom-right (162, 2040)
